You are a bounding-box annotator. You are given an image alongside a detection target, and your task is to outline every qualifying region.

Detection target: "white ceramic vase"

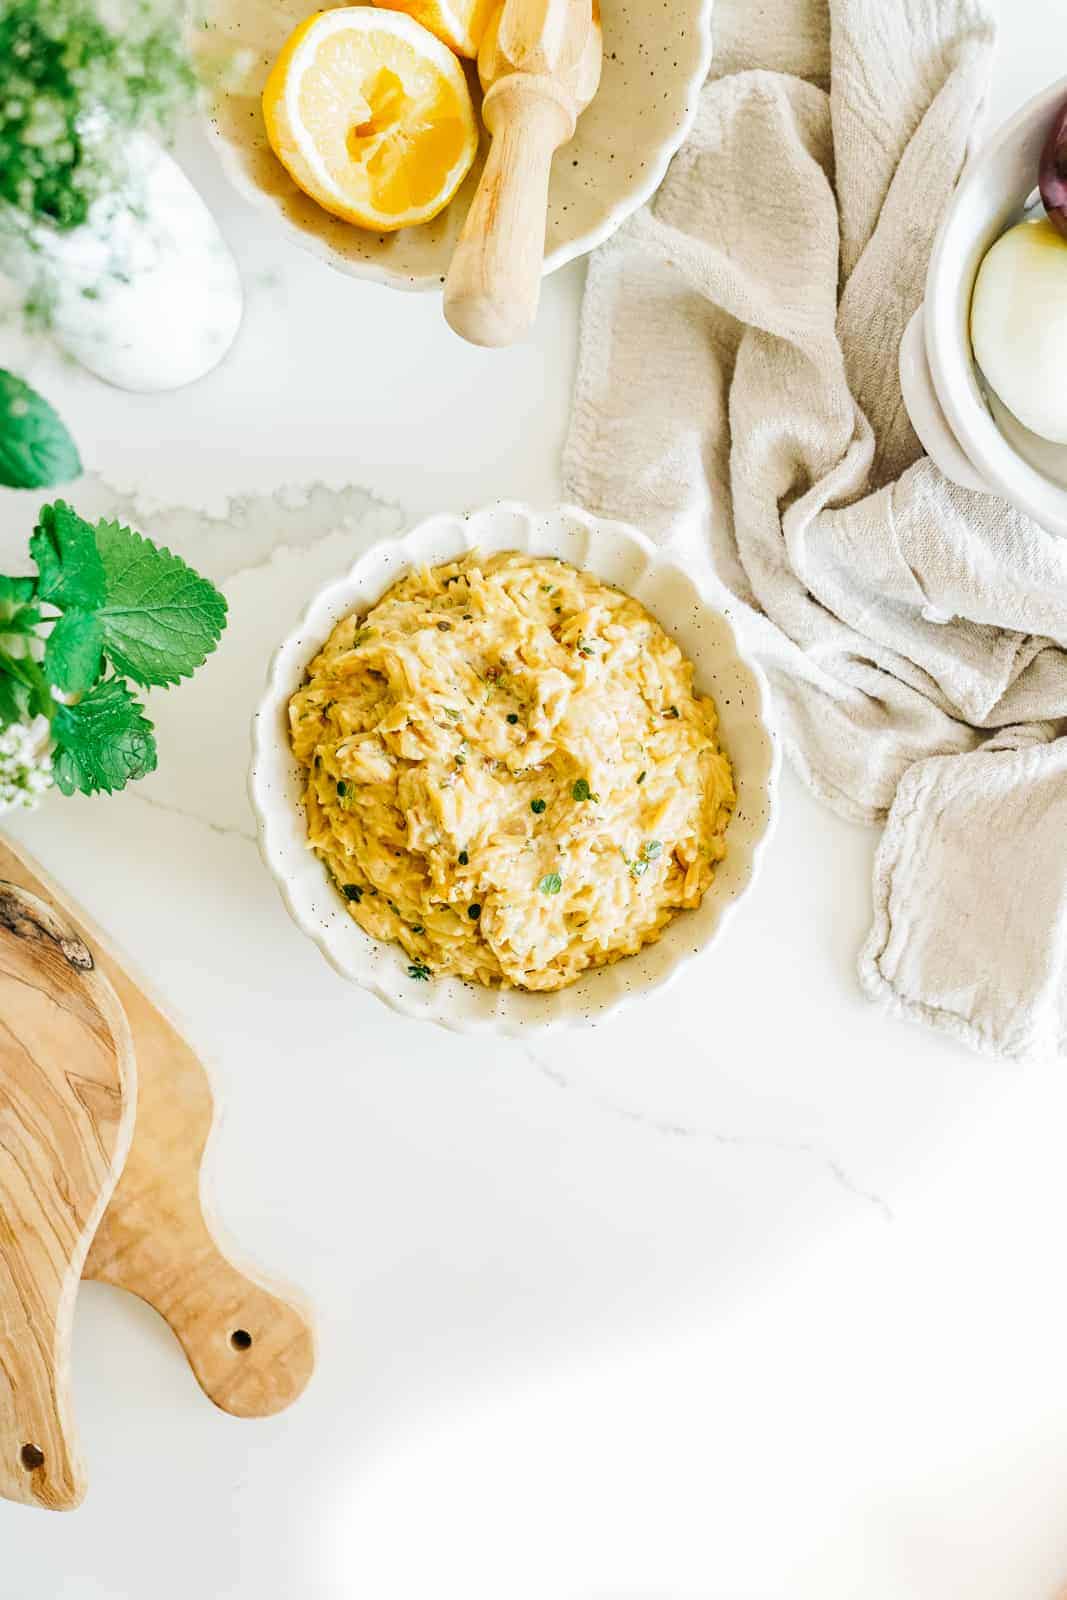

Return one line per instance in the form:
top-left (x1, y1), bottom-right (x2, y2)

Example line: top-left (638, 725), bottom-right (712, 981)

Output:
top-left (2, 133), bottom-right (243, 392)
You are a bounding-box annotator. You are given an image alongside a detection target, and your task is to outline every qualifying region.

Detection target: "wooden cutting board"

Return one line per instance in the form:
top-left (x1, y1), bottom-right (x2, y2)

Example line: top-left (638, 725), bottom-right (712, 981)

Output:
top-left (0, 878), bottom-right (136, 1510)
top-left (0, 835), bottom-right (314, 1499)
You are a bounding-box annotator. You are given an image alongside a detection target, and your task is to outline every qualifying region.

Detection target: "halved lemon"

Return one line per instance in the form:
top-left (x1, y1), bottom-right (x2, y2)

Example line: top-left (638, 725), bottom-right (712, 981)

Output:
top-left (262, 7), bottom-right (479, 232)
top-left (373, 0), bottom-right (495, 59)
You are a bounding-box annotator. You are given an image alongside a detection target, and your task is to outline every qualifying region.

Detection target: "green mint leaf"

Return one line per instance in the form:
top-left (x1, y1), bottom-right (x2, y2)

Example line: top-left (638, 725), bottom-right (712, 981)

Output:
top-left (44, 610), bottom-right (103, 694)
top-left (0, 649), bottom-right (52, 721)
top-left (92, 518), bottom-right (227, 687)
top-left (0, 371), bottom-right (81, 490)
top-left (0, 575), bottom-right (40, 638)
top-left (0, 657), bottom-right (31, 725)
top-left (51, 677), bottom-right (157, 796)
top-left (30, 502), bottom-right (106, 611)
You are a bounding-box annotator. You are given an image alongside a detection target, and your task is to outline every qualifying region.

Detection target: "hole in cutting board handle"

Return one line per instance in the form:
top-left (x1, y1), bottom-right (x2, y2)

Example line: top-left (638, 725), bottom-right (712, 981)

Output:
top-left (20, 1444), bottom-right (44, 1471)
top-left (230, 1328), bottom-right (253, 1351)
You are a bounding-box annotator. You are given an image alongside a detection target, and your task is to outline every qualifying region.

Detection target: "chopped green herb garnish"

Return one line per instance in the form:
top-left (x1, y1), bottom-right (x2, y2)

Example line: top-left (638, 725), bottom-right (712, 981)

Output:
top-left (352, 628), bottom-right (372, 647)
top-left (408, 962), bottom-right (431, 981)
top-left (636, 770), bottom-right (646, 784)
top-left (572, 778), bottom-right (599, 803)
top-left (341, 883), bottom-right (362, 902)
top-left (507, 713), bottom-right (519, 725)
top-left (444, 707), bottom-right (461, 719)
top-left (458, 849), bottom-right (469, 865)
top-left (625, 839), bottom-right (665, 881)
top-left (454, 752), bottom-right (466, 766)
top-left (531, 798), bottom-right (546, 815)
top-left (468, 903), bottom-right (481, 920)
top-left (336, 780), bottom-right (348, 798)
top-left (411, 924), bottom-right (424, 934)
top-left (538, 873), bottom-right (562, 895)
top-left (577, 638), bottom-right (595, 658)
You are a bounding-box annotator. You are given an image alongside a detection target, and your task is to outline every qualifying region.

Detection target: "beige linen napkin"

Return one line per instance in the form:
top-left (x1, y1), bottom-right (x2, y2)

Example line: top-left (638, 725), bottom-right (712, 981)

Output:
top-left (564, 0), bottom-right (1067, 1060)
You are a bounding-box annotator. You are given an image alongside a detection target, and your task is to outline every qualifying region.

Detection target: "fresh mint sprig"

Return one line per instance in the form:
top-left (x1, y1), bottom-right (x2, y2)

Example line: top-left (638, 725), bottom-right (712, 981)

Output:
top-left (0, 499), bottom-right (226, 798)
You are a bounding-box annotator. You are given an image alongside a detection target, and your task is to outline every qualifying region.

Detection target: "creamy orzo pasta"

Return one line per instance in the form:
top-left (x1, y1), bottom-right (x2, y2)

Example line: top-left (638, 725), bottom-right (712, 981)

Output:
top-left (288, 552), bottom-right (734, 991)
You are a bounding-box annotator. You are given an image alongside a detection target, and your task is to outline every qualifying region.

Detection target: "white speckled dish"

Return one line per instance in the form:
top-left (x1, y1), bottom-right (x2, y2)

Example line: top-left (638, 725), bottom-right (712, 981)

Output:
top-left (192, 0), bottom-right (714, 291)
top-left (249, 504), bottom-right (778, 1035)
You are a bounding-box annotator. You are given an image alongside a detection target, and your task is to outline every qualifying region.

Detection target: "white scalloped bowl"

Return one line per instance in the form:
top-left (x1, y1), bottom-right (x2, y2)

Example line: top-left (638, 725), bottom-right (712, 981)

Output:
top-left (249, 504), bottom-right (778, 1033)
top-left (192, 0), bottom-right (714, 291)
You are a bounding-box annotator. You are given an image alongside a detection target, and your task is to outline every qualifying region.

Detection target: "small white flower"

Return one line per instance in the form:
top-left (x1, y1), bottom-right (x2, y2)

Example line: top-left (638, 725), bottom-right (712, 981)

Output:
top-left (0, 716), bottom-right (54, 815)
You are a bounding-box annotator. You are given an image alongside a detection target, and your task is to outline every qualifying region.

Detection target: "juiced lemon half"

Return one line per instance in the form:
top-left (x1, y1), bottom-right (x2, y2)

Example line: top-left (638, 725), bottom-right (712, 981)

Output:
top-left (262, 7), bottom-right (479, 232)
top-left (373, 0), bottom-right (495, 59)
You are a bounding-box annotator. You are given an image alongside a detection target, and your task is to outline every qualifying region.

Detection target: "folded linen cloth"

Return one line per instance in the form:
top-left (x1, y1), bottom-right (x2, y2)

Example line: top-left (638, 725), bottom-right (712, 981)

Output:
top-left (563, 0), bottom-right (1067, 1060)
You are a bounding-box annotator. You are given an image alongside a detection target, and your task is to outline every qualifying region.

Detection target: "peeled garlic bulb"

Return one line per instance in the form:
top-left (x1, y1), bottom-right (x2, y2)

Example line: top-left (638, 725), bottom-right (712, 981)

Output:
top-left (971, 218), bottom-right (1067, 445)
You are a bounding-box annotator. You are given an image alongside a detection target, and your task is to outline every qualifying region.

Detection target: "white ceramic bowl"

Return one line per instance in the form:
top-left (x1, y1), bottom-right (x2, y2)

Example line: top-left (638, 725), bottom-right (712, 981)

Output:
top-left (192, 0), bottom-right (713, 290)
top-left (900, 76), bottom-right (1067, 535)
top-left (249, 503), bottom-right (778, 1034)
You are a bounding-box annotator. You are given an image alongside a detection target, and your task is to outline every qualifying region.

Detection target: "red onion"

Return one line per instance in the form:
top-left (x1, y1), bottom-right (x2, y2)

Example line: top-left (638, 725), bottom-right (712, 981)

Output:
top-left (1040, 99), bottom-right (1067, 239)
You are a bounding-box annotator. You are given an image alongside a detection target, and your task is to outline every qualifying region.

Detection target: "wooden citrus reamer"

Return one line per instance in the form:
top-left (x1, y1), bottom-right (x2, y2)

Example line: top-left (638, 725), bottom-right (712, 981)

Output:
top-left (0, 835), bottom-right (315, 1512)
top-left (444, 0), bottom-right (603, 347)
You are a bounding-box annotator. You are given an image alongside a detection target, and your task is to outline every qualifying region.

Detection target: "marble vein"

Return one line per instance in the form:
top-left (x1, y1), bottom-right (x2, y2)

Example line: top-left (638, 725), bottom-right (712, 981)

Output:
top-left (128, 789), bottom-right (257, 844)
top-left (523, 1049), bottom-right (895, 1222)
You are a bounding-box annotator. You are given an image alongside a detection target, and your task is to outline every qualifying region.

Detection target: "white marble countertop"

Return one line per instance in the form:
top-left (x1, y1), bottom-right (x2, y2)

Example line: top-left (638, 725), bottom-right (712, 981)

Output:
top-left (2, 12), bottom-right (1067, 1597)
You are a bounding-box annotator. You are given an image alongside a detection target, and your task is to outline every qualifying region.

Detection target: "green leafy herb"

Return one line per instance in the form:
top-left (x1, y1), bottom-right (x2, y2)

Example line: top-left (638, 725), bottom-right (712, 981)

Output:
top-left (444, 707), bottom-right (461, 719)
top-left (572, 778), bottom-right (599, 803)
top-left (336, 780), bottom-right (349, 798)
top-left (624, 839), bottom-right (665, 881)
top-left (31, 502), bottom-right (105, 611)
top-left (467, 903), bottom-right (481, 920)
top-left (0, 648), bottom-right (50, 723)
top-left (531, 798), bottom-right (546, 815)
top-left (0, 497), bottom-right (226, 800)
top-left (341, 883), bottom-right (363, 902)
top-left (0, 371), bottom-right (81, 490)
top-left (0, 0), bottom-right (194, 235)
top-left (51, 676), bottom-right (156, 795)
top-left (410, 924), bottom-right (424, 934)
top-left (44, 608), bottom-right (102, 692)
top-left (0, 575), bottom-right (40, 639)
top-left (576, 637), bottom-right (595, 659)
top-left (28, 504), bottom-right (226, 691)
top-left (458, 849), bottom-right (469, 865)
top-left (408, 961), bottom-right (431, 981)
top-left (90, 517), bottom-right (227, 686)
top-left (538, 873), bottom-right (562, 895)
top-left (506, 713), bottom-right (519, 725)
